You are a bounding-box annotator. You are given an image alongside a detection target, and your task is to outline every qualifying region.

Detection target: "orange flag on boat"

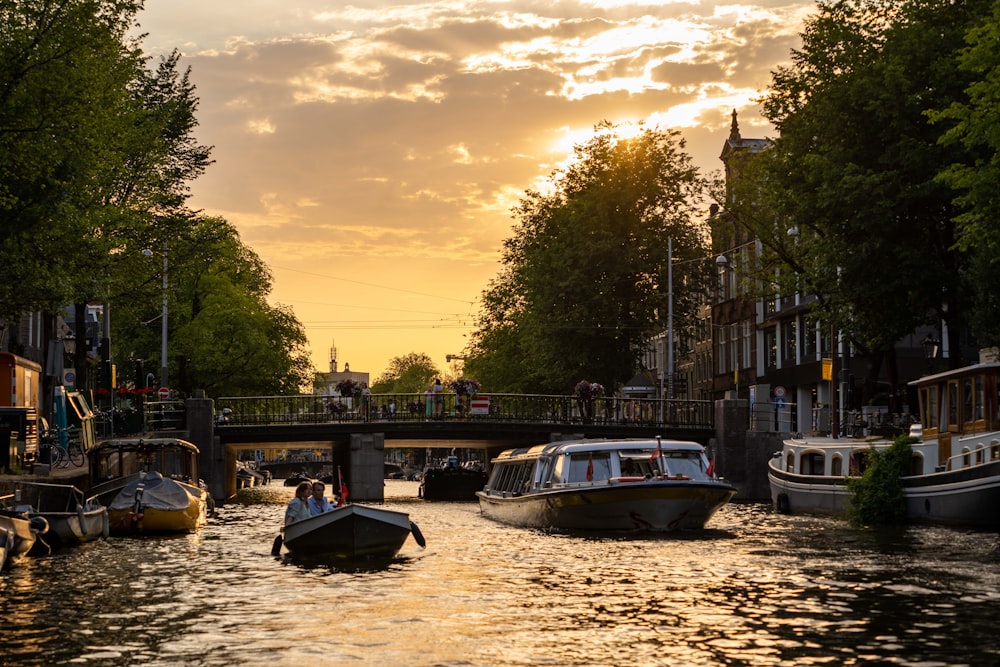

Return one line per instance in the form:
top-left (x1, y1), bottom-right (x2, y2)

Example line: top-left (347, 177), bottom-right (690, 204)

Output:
top-left (586, 453), bottom-right (594, 481)
top-left (337, 466), bottom-right (349, 506)
top-left (706, 457), bottom-right (715, 477)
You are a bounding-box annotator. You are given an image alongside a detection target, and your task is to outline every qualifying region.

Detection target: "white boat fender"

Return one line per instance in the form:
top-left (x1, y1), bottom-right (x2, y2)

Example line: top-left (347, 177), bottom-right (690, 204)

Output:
top-left (776, 493), bottom-right (791, 514)
top-left (410, 521), bottom-right (426, 548)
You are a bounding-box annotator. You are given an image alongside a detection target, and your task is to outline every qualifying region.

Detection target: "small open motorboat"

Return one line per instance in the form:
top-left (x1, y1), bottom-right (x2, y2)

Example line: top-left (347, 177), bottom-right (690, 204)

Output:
top-left (0, 521), bottom-right (13, 568)
top-left (5, 481), bottom-right (107, 551)
top-left (0, 506), bottom-right (48, 568)
top-left (279, 503), bottom-right (425, 560)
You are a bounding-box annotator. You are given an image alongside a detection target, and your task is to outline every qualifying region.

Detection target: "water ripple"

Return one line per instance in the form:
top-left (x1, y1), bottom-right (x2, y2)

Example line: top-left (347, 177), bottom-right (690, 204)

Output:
top-left (3, 483), bottom-right (1000, 666)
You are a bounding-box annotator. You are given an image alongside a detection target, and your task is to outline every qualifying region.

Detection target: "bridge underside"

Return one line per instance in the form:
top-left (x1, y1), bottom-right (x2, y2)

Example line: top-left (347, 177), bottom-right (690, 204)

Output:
top-left (217, 420), bottom-right (712, 447)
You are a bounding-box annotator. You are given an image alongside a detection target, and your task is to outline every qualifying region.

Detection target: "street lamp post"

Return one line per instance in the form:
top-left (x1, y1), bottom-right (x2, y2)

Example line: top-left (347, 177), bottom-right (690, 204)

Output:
top-left (143, 243), bottom-right (168, 389)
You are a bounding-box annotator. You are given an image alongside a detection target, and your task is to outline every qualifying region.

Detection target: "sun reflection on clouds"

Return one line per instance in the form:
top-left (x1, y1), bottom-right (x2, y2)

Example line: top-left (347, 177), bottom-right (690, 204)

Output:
top-left (136, 0), bottom-right (813, 375)
top-left (246, 118), bottom-right (276, 134)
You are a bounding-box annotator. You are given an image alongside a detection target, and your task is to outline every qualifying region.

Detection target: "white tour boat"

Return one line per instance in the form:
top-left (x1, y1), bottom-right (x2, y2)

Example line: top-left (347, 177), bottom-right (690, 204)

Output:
top-left (477, 437), bottom-right (735, 532)
top-left (768, 362), bottom-right (1000, 527)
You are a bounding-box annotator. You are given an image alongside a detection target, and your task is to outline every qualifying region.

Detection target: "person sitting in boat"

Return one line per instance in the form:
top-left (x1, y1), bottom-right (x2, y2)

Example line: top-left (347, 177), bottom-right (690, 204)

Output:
top-left (285, 482), bottom-right (311, 525)
top-left (308, 481), bottom-right (335, 515)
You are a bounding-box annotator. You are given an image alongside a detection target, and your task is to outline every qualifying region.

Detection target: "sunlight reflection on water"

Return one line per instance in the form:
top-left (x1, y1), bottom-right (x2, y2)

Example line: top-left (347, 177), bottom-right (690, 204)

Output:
top-left (2, 480), bottom-right (1000, 666)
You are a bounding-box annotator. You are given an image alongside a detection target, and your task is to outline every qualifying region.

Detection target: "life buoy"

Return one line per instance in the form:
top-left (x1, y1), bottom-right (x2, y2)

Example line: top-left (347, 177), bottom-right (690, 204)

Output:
top-left (776, 492), bottom-right (791, 514)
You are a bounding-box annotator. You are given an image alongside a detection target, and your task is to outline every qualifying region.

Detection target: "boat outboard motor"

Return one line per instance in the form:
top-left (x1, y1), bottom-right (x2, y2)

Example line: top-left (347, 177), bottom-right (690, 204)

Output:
top-left (132, 483), bottom-right (146, 525)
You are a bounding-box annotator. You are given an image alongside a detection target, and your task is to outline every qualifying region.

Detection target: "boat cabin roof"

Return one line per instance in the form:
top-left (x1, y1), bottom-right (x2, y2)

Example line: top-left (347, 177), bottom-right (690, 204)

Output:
top-left (91, 437), bottom-right (200, 455)
top-left (908, 362), bottom-right (1000, 387)
top-left (491, 438), bottom-right (704, 463)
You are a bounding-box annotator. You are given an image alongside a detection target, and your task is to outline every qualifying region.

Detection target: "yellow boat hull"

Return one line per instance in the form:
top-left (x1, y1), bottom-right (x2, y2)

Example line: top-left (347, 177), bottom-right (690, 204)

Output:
top-left (106, 473), bottom-right (208, 535)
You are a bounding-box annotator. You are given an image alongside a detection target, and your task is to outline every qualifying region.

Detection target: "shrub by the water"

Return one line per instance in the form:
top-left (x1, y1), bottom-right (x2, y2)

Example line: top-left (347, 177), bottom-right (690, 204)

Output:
top-left (846, 435), bottom-right (916, 526)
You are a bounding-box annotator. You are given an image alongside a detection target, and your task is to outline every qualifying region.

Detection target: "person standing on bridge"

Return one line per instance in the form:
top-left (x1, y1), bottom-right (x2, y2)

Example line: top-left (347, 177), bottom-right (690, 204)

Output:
top-left (308, 481), bottom-right (335, 515)
top-left (285, 482), bottom-right (312, 525)
top-left (433, 378), bottom-right (444, 418)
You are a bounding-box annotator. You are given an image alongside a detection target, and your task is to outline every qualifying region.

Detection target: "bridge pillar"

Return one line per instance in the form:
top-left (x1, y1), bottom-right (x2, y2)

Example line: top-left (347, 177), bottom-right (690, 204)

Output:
top-left (186, 395), bottom-right (226, 501)
top-left (714, 396), bottom-right (774, 501)
top-left (348, 432), bottom-right (385, 502)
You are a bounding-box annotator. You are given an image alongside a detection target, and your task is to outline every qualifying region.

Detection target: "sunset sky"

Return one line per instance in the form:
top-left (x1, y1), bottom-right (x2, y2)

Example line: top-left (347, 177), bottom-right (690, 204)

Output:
top-left (136, 0), bottom-right (815, 382)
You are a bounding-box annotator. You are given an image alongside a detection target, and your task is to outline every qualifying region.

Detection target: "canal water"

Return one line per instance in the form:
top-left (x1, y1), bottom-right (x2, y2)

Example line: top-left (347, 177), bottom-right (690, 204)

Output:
top-left (3, 480), bottom-right (1000, 667)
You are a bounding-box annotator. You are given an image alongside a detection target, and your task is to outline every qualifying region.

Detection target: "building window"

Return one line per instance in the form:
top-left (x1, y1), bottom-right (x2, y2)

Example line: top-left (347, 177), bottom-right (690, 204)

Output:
top-left (803, 318), bottom-right (818, 361)
top-left (765, 328), bottom-right (777, 370)
top-left (741, 321), bottom-right (753, 372)
top-left (717, 326), bottom-right (728, 375)
top-left (782, 319), bottom-right (797, 365)
top-left (729, 323), bottom-right (739, 372)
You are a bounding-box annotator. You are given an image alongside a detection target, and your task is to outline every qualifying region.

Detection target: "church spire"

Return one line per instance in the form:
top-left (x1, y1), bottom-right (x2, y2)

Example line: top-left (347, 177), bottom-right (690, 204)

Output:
top-left (728, 109), bottom-right (741, 142)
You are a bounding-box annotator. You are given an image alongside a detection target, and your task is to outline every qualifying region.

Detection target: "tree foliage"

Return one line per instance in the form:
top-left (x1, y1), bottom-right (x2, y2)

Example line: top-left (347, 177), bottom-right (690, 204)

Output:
top-left (1, 1), bottom-right (313, 397)
top-left (465, 122), bottom-right (710, 393)
top-left (0, 0), bottom-right (149, 318)
top-left (731, 0), bottom-right (993, 391)
top-left (114, 216), bottom-right (314, 397)
top-left (371, 352), bottom-right (440, 394)
top-left (930, 0), bottom-right (1000, 346)
top-left (846, 436), bottom-right (916, 526)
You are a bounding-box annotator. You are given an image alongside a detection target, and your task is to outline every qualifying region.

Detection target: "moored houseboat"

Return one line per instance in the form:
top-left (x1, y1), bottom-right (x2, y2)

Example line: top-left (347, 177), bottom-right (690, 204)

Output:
top-left (768, 362), bottom-right (1000, 527)
top-left (477, 437), bottom-right (735, 532)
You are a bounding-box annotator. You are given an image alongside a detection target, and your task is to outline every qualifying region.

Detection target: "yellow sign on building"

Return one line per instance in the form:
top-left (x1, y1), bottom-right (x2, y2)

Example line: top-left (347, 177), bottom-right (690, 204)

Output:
top-left (822, 357), bottom-right (833, 381)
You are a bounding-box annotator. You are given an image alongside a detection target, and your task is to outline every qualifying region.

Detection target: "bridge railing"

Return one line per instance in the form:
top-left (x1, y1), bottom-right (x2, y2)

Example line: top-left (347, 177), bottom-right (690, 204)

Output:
top-left (216, 393), bottom-right (713, 429)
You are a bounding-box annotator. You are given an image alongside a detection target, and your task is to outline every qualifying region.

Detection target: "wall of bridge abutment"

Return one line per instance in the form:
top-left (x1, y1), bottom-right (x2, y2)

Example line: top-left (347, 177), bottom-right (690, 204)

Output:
top-left (185, 396), bottom-right (764, 503)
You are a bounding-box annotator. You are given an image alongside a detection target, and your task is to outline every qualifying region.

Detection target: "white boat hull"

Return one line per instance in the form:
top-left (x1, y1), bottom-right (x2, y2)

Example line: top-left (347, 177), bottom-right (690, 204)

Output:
top-left (33, 505), bottom-right (108, 548)
top-left (768, 457), bottom-right (1000, 527)
top-left (478, 482), bottom-right (735, 532)
top-left (9, 482), bottom-right (108, 549)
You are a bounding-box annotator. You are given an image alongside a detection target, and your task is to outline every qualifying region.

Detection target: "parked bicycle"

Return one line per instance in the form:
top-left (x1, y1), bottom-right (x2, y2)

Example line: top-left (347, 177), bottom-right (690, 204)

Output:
top-left (41, 428), bottom-right (86, 469)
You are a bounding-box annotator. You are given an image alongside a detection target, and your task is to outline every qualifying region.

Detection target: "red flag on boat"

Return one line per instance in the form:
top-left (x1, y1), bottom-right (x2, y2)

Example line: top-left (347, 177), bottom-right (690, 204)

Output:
top-left (650, 437), bottom-right (663, 475)
top-left (586, 454), bottom-right (594, 481)
top-left (337, 466), bottom-right (349, 506)
top-left (706, 457), bottom-right (715, 477)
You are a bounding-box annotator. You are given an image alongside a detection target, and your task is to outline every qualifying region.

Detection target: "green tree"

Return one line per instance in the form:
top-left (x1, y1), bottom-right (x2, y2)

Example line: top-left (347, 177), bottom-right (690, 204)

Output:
top-left (0, 0), bottom-right (145, 318)
top-left (930, 1), bottom-right (1000, 346)
top-left (371, 353), bottom-right (440, 394)
top-left (466, 121), bottom-right (710, 393)
top-left (114, 216), bottom-right (314, 397)
top-left (737, 0), bottom-right (990, 397)
top-left (0, 1), bottom-right (213, 390)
